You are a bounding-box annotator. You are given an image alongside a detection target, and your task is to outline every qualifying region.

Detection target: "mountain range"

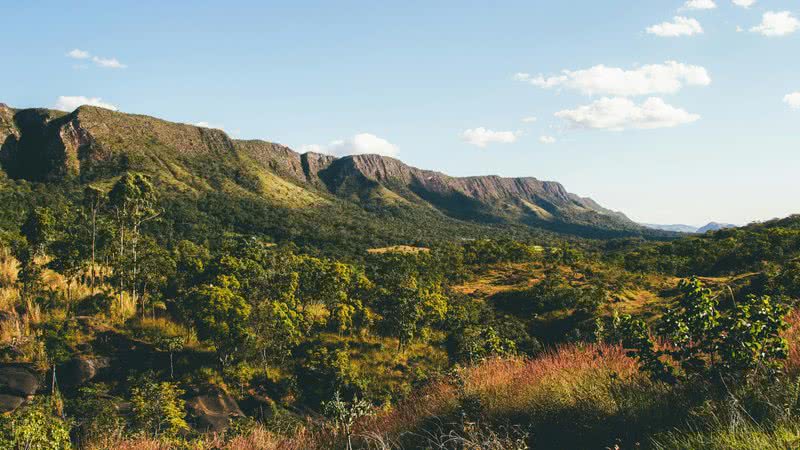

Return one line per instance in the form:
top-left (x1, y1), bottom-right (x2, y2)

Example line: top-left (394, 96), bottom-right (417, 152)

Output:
top-left (642, 222), bottom-right (738, 234)
top-left (0, 103), bottom-right (663, 245)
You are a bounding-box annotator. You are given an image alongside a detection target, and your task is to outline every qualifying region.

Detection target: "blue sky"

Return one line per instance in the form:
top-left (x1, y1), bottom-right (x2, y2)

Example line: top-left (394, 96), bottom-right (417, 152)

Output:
top-left (3, 0), bottom-right (799, 226)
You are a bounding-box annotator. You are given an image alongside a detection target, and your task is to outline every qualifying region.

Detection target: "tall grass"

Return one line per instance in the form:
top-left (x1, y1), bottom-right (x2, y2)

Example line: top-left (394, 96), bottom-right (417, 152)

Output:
top-left (356, 343), bottom-right (681, 449)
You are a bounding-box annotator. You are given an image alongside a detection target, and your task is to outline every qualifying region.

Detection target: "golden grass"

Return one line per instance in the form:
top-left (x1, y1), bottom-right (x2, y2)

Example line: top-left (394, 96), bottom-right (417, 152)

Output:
top-left (784, 309), bottom-right (800, 377)
top-left (459, 343), bottom-right (641, 417)
top-left (357, 342), bottom-right (646, 445)
top-left (89, 426), bottom-right (327, 450)
top-left (367, 245), bottom-right (430, 255)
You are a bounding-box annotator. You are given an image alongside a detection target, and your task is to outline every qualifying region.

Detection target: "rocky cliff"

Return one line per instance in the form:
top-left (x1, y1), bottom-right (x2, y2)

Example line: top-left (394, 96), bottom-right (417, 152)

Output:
top-left (0, 103), bottom-right (643, 237)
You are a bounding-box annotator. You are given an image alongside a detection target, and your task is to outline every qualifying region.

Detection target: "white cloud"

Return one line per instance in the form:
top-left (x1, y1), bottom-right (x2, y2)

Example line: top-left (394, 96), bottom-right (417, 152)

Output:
top-left (462, 128), bottom-right (519, 147)
top-left (647, 17), bottom-right (704, 37)
top-left (54, 96), bottom-right (118, 112)
top-left (516, 61), bottom-right (710, 97)
top-left (683, 0), bottom-right (716, 10)
top-left (92, 56), bottom-right (127, 69)
top-left (555, 97), bottom-right (700, 131)
top-left (732, 0), bottom-right (755, 8)
top-left (195, 121), bottom-right (226, 131)
top-left (751, 11), bottom-right (800, 36)
top-left (539, 136), bottom-right (556, 144)
top-left (299, 144), bottom-right (325, 154)
top-left (521, 116), bottom-right (538, 123)
top-left (302, 133), bottom-right (399, 157)
top-left (66, 48), bottom-right (90, 59)
top-left (65, 49), bottom-right (127, 68)
top-left (784, 92), bottom-right (800, 109)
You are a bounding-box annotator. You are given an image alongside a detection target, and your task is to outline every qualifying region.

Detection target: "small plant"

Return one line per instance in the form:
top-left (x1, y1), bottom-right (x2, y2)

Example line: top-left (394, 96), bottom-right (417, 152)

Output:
top-left (323, 390), bottom-right (373, 450)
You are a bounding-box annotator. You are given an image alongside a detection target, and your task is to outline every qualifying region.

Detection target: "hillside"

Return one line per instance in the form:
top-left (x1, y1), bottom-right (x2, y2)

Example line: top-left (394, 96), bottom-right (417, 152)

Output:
top-left (0, 103), bottom-right (651, 244)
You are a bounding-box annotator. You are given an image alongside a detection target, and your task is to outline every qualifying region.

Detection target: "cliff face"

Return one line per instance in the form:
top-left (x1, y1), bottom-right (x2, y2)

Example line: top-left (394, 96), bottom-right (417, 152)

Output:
top-left (314, 154), bottom-right (635, 229)
top-left (0, 103), bottom-right (640, 235)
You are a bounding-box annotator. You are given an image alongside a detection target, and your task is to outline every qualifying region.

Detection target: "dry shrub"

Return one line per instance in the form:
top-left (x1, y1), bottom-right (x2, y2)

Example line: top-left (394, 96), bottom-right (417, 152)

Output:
top-left (783, 309), bottom-right (800, 376)
top-left (0, 248), bottom-right (17, 288)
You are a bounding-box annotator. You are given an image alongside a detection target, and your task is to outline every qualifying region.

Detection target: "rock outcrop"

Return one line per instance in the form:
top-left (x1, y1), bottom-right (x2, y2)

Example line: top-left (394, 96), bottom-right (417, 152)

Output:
top-left (0, 365), bottom-right (40, 413)
top-left (186, 391), bottom-right (244, 433)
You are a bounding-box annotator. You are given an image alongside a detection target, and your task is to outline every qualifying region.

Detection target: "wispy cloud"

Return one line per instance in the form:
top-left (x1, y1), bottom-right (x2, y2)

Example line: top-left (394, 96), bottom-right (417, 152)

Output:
top-left (54, 96), bottom-right (118, 112)
top-left (301, 133), bottom-right (399, 157)
top-left (784, 92), bottom-right (800, 110)
top-left (732, 0), bottom-right (755, 8)
top-left (515, 61), bottom-right (710, 97)
top-left (462, 128), bottom-right (519, 147)
top-left (66, 48), bottom-right (90, 59)
top-left (65, 49), bottom-right (127, 68)
top-left (682, 0), bottom-right (716, 10)
top-left (91, 56), bottom-right (127, 69)
top-left (539, 135), bottom-right (556, 144)
top-left (521, 116), bottom-right (538, 123)
top-left (647, 17), bottom-right (703, 37)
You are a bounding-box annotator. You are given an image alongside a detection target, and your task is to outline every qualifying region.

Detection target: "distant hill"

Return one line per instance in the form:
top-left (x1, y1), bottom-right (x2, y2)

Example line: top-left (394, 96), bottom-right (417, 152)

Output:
top-left (0, 103), bottom-right (662, 247)
top-left (642, 222), bottom-right (739, 234)
top-left (696, 222), bottom-right (737, 233)
top-left (642, 223), bottom-right (699, 233)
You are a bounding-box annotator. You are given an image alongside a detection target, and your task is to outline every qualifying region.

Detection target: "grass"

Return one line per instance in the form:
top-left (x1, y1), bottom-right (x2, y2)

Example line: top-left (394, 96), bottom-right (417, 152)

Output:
top-left (651, 421), bottom-right (800, 450)
top-left (355, 342), bottom-right (682, 448)
top-left (367, 246), bottom-right (430, 255)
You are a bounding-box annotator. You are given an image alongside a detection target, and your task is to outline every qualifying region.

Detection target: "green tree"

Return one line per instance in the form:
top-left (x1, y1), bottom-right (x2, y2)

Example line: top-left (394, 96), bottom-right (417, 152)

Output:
top-left (108, 173), bottom-right (160, 309)
top-left (82, 185), bottom-right (106, 295)
top-left (129, 372), bottom-right (188, 439)
top-left (185, 274), bottom-right (251, 367)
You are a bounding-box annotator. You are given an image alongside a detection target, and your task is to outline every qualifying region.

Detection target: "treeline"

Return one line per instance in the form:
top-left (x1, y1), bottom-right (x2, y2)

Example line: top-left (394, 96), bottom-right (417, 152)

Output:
top-left (616, 215), bottom-right (800, 277)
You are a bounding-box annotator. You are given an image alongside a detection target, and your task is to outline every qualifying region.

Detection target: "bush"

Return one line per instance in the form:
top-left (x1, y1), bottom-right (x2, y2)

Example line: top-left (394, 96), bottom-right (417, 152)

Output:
top-left (0, 396), bottom-right (72, 450)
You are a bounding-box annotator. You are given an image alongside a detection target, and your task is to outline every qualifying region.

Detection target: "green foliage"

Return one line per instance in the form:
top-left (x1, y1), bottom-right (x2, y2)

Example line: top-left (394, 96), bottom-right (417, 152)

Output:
top-left (129, 371), bottom-right (189, 439)
top-left (0, 396), bottom-right (72, 450)
top-left (607, 278), bottom-right (790, 383)
top-left (68, 383), bottom-right (124, 447)
top-left (452, 326), bottom-right (517, 363)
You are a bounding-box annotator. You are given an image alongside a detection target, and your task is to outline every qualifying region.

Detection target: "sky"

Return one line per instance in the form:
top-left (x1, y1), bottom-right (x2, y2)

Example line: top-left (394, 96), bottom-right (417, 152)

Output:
top-left (3, 0), bottom-right (799, 226)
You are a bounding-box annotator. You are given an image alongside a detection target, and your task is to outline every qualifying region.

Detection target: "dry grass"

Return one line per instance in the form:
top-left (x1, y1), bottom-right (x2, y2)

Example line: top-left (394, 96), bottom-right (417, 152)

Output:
top-left (459, 343), bottom-right (641, 417)
top-left (91, 426), bottom-right (328, 450)
top-left (367, 246), bottom-right (430, 255)
top-left (784, 309), bottom-right (800, 376)
top-left (357, 342), bottom-right (651, 448)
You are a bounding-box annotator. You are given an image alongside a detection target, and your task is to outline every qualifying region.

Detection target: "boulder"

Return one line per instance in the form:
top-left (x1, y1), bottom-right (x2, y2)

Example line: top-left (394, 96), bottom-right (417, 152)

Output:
top-left (0, 365), bottom-right (39, 413)
top-left (185, 391), bottom-right (243, 433)
top-left (59, 356), bottom-right (110, 388)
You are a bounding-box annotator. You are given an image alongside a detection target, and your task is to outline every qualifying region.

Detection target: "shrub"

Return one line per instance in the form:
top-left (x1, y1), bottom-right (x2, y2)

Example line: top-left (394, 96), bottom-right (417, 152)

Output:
top-left (0, 396), bottom-right (72, 450)
top-left (129, 371), bottom-right (189, 439)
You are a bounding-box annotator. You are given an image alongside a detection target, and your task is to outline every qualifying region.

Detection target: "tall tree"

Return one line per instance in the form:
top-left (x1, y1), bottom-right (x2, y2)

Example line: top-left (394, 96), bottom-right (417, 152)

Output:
top-left (108, 173), bottom-right (160, 310)
top-left (83, 186), bottom-right (106, 295)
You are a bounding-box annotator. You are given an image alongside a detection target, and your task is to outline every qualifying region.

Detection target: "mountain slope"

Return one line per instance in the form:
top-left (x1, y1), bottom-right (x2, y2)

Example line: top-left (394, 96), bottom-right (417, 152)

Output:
top-left (0, 103), bottom-right (653, 244)
top-left (697, 222), bottom-right (737, 233)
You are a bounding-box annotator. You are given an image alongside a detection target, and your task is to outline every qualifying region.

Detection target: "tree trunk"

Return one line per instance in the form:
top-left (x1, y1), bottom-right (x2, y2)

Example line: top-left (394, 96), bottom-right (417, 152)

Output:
top-left (91, 207), bottom-right (97, 295)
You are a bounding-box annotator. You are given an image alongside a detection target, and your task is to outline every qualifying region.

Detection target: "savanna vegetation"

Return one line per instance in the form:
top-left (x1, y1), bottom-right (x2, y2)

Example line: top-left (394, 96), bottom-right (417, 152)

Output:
top-left (2, 145), bottom-right (800, 449)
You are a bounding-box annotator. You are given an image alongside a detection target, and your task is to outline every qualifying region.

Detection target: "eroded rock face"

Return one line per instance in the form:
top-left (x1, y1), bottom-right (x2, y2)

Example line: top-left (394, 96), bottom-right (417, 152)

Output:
top-left (185, 391), bottom-right (244, 433)
top-left (0, 365), bottom-right (40, 413)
